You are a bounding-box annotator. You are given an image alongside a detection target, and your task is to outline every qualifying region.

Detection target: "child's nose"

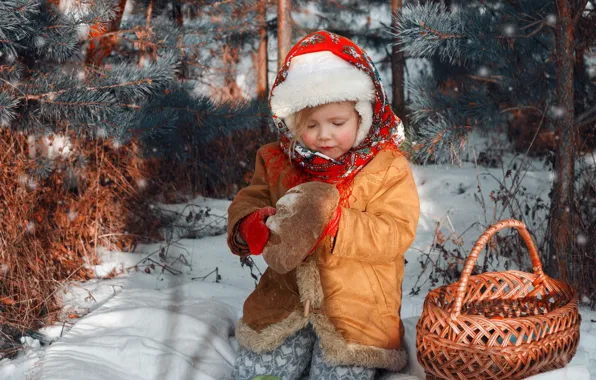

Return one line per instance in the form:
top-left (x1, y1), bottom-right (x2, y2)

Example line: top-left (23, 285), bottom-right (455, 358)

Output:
top-left (318, 126), bottom-right (332, 140)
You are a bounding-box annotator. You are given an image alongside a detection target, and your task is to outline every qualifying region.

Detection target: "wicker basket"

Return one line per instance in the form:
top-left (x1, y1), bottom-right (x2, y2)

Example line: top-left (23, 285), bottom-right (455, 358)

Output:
top-left (416, 219), bottom-right (581, 380)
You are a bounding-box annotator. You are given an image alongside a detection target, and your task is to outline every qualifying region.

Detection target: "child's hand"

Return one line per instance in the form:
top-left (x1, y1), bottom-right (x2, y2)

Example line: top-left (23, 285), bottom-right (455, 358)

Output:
top-left (239, 206), bottom-right (277, 255)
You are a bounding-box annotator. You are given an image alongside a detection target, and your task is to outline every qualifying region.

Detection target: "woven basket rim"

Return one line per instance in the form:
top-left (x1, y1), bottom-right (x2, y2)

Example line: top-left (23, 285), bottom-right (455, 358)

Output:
top-left (424, 271), bottom-right (579, 322)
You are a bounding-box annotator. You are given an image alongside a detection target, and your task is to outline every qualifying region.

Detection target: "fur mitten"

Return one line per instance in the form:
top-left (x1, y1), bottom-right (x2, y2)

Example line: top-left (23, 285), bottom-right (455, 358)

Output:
top-left (263, 182), bottom-right (340, 274)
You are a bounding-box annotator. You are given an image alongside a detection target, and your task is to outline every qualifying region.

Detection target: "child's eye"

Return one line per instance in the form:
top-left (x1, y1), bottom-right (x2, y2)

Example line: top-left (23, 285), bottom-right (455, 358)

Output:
top-left (332, 121), bottom-right (346, 126)
top-left (307, 124), bottom-right (316, 129)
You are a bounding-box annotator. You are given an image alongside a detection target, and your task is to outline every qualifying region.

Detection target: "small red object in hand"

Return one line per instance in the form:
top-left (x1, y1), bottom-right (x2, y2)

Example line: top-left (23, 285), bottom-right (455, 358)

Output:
top-left (308, 206), bottom-right (342, 255)
top-left (239, 206), bottom-right (277, 255)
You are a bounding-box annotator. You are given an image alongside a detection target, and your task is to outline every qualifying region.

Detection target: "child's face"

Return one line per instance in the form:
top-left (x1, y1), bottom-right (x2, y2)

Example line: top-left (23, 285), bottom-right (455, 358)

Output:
top-left (299, 101), bottom-right (359, 159)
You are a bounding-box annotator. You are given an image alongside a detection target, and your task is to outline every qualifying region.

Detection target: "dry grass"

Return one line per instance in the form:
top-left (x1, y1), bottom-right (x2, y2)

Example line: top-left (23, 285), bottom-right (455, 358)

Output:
top-left (0, 129), bottom-right (159, 355)
top-left (0, 125), bottom-right (276, 356)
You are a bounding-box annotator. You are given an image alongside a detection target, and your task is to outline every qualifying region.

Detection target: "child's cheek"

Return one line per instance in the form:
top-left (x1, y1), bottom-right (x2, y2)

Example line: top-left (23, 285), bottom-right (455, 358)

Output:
top-left (301, 132), bottom-right (316, 149)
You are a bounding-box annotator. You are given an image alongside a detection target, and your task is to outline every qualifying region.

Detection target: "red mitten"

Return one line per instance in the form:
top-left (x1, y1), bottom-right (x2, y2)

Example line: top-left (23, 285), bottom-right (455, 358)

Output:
top-left (308, 206), bottom-right (342, 255)
top-left (239, 206), bottom-right (277, 255)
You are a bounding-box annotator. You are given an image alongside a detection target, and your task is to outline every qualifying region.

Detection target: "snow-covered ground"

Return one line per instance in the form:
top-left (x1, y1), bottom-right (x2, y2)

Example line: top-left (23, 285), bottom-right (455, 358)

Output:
top-left (1, 144), bottom-right (595, 380)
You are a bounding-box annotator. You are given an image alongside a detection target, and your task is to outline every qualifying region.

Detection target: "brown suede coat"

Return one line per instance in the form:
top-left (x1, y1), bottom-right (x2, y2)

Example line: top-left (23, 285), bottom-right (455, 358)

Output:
top-left (227, 142), bottom-right (420, 371)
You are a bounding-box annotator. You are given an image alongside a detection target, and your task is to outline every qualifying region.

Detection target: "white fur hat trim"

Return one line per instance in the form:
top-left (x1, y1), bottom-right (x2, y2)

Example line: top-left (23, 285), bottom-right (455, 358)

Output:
top-left (270, 51), bottom-right (376, 147)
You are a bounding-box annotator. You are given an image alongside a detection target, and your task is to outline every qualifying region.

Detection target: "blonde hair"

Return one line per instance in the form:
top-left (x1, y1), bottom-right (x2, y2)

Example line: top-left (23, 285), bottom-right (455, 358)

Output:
top-left (289, 106), bottom-right (316, 153)
top-left (288, 101), bottom-right (360, 154)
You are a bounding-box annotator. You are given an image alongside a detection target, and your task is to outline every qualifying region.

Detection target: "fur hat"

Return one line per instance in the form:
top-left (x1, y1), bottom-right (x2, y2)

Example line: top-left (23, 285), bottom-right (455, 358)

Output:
top-left (270, 51), bottom-right (376, 148)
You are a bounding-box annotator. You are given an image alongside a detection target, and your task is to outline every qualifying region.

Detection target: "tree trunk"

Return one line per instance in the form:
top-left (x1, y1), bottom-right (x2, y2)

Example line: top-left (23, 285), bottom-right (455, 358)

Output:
top-left (172, 0), bottom-right (187, 79)
top-left (391, 0), bottom-right (407, 124)
top-left (86, 0), bottom-right (128, 66)
top-left (137, 0), bottom-right (154, 68)
top-left (277, 0), bottom-right (292, 69)
top-left (548, 0), bottom-right (576, 282)
top-left (256, 0), bottom-right (269, 100)
top-left (222, 39), bottom-right (242, 99)
top-left (172, 0), bottom-right (183, 27)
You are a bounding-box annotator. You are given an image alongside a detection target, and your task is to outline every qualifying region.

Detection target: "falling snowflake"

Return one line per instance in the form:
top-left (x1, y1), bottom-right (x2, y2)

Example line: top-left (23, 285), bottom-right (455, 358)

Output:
top-left (68, 211), bottom-right (78, 222)
top-left (27, 178), bottom-right (38, 190)
top-left (478, 67), bottom-right (490, 77)
top-left (34, 36), bottom-right (46, 48)
top-left (503, 24), bottom-right (516, 37)
top-left (546, 14), bottom-right (557, 26)
top-left (548, 172), bottom-right (557, 182)
top-left (137, 178), bottom-right (147, 189)
top-left (577, 234), bottom-right (588, 246)
top-left (18, 175), bottom-right (29, 185)
top-left (550, 106), bottom-right (566, 118)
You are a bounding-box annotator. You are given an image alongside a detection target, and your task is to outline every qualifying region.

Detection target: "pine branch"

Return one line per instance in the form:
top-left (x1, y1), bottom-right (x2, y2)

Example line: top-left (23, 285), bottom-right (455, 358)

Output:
top-left (0, 0), bottom-right (116, 63)
top-left (392, 2), bottom-right (559, 66)
top-left (22, 79), bottom-right (155, 101)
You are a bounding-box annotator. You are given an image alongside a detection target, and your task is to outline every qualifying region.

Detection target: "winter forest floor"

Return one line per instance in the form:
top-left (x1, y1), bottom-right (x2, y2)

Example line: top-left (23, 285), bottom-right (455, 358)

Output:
top-left (1, 137), bottom-right (595, 380)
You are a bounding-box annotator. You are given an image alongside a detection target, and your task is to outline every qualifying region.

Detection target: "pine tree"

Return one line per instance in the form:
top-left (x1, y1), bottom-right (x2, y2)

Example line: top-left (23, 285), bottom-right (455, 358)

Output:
top-left (110, 0), bottom-right (274, 194)
top-left (392, 1), bottom-right (594, 162)
top-left (392, 1), bottom-right (596, 301)
top-left (0, 0), bottom-right (272, 348)
top-left (1, 0), bottom-right (184, 138)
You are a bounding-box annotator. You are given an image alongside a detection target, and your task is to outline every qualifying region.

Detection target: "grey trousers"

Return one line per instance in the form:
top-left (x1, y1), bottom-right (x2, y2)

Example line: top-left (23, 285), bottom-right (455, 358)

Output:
top-left (232, 324), bottom-right (376, 380)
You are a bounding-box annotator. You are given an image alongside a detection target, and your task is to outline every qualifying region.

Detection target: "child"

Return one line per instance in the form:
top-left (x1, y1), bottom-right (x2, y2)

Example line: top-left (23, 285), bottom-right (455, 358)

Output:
top-left (227, 31), bottom-right (420, 380)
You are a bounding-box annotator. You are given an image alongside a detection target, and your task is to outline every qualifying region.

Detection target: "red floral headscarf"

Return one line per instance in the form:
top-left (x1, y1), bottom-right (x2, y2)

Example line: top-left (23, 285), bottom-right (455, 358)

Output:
top-left (264, 31), bottom-right (405, 204)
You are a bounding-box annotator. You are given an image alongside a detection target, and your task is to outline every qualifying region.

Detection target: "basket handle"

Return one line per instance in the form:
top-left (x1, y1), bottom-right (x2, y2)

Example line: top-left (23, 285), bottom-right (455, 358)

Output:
top-left (450, 219), bottom-right (544, 319)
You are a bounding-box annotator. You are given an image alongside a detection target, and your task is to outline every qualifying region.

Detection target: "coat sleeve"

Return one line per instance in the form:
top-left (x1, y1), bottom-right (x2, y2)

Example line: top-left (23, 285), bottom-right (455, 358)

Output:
top-left (227, 146), bottom-right (273, 257)
top-left (330, 155), bottom-right (420, 263)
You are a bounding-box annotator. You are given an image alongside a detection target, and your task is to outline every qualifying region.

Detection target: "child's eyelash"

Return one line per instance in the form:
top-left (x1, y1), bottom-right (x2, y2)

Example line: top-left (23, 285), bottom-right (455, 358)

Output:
top-left (333, 121), bottom-right (345, 126)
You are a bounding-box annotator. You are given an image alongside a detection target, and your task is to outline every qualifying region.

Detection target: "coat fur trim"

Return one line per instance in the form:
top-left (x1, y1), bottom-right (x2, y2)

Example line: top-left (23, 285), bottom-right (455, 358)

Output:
top-left (235, 310), bottom-right (309, 354)
top-left (235, 312), bottom-right (408, 371)
top-left (295, 255), bottom-right (324, 309)
top-left (310, 313), bottom-right (408, 371)
top-left (237, 251), bottom-right (408, 371)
